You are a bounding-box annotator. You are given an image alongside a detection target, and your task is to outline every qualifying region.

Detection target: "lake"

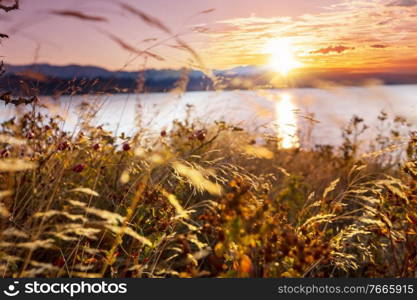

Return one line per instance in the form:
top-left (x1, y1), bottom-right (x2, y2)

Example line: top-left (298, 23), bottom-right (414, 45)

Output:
top-left (2, 85), bottom-right (417, 148)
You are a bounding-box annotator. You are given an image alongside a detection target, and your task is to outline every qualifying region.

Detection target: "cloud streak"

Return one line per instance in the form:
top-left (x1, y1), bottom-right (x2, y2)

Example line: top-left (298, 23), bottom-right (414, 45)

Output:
top-left (387, 0), bottom-right (417, 7)
top-left (311, 45), bottom-right (354, 55)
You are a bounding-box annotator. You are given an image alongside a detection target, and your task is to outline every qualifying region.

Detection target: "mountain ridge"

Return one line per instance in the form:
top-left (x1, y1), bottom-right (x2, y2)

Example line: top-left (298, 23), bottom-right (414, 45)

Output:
top-left (2, 63), bottom-right (417, 95)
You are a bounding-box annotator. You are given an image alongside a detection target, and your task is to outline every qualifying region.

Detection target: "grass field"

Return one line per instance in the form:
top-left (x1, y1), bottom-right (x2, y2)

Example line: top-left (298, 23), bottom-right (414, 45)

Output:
top-left (0, 98), bottom-right (416, 277)
top-left (1, 0), bottom-right (417, 278)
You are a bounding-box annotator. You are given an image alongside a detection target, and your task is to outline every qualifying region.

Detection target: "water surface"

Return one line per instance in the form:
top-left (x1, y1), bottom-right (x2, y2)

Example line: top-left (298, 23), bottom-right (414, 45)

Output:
top-left (2, 85), bottom-right (416, 147)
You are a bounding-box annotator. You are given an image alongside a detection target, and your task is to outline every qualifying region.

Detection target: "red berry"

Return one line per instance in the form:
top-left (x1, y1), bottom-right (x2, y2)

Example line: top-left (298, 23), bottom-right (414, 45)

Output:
top-left (53, 257), bottom-right (65, 267)
top-left (57, 141), bottom-right (69, 151)
top-left (72, 164), bottom-right (85, 173)
top-left (195, 130), bottom-right (206, 141)
top-left (26, 131), bottom-right (34, 139)
top-left (122, 143), bottom-right (131, 151)
top-left (0, 149), bottom-right (10, 158)
top-left (160, 130), bottom-right (167, 137)
top-left (93, 143), bottom-right (100, 151)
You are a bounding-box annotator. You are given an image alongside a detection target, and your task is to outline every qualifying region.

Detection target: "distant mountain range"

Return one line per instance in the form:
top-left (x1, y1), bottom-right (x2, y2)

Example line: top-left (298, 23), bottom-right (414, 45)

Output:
top-left (4, 63), bottom-right (271, 79)
top-left (1, 63), bottom-right (417, 95)
top-left (4, 63), bottom-right (210, 80)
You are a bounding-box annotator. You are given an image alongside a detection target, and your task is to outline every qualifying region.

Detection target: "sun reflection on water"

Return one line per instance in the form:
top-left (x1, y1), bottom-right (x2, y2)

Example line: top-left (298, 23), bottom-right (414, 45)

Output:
top-left (275, 93), bottom-right (299, 149)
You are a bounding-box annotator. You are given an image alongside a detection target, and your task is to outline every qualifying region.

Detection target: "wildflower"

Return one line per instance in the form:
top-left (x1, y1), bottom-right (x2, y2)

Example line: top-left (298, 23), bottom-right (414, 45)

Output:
top-left (194, 130), bottom-right (206, 141)
top-left (57, 141), bottom-right (69, 151)
top-left (26, 131), bottom-right (34, 139)
top-left (122, 143), bottom-right (131, 151)
top-left (0, 149), bottom-right (10, 158)
top-left (72, 164), bottom-right (85, 173)
top-left (53, 257), bottom-right (65, 267)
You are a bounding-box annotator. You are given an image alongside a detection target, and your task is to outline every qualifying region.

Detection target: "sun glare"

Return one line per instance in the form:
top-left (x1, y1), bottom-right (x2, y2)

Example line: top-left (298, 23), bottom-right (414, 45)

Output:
top-left (264, 39), bottom-right (302, 76)
top-left (275, 93), bottom-right (299, 149)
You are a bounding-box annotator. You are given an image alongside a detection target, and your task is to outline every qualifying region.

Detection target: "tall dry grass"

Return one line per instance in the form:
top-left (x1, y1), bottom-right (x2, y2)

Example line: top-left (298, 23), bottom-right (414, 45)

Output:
top-left (1, 1), bottom-right (417, 278)
top-left (0, 100), bottom-right (416, 278)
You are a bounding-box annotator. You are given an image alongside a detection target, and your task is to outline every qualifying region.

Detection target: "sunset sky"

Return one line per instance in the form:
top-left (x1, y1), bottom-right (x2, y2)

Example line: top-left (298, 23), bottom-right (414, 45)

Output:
top-left (1, 0), bottom-right (417, 73)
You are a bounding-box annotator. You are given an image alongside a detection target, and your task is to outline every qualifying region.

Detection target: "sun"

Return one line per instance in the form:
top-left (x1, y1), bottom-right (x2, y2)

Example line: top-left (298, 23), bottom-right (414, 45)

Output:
top-left (264, 38), bottom-right (302, 76)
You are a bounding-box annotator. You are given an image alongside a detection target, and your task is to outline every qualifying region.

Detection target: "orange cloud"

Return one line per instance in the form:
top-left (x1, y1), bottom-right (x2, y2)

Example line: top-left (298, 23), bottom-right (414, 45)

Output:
top-left (371, 44), bottom-right (388, 48)
top-left (311, 45), bottom-right (354, 55)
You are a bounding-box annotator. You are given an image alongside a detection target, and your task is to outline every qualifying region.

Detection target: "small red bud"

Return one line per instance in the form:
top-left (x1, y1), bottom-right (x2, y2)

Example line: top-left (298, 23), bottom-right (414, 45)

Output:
top-left (72, 164), bottom-right (85, 173)
top-left (122, 143), bottom-right (131, 151)
top-left (57, 141), bottom-right (69, 151)
top-left (195, 130), bottom-right (206, 141)
top-left (53, 257), bottom-right (65, 267)
top-left (0, 149), bottom-right (10, 158)
top-left (26, 131), bottom-right (34, 139)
